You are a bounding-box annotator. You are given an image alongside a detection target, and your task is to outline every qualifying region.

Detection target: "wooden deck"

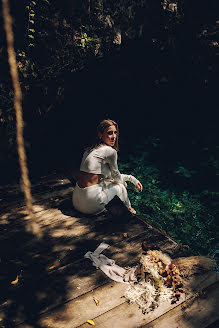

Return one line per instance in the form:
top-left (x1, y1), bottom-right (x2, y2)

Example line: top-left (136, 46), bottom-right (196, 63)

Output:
top-left (0, 174), bottom-right (218, 328)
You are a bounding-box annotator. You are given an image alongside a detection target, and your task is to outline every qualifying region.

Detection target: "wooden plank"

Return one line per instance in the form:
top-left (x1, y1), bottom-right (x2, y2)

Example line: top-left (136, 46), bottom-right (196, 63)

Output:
top-left (16, 273), bottom-right (218, 328)
top-left (38, 281), bottom-right (128, 328)
top-left (0, 174), bottom-right (70, 200)
top-left (77, 273), bottom-right (218, 328)
top-left (12, 230), bottom-right (177, 327)
top-left (0, 185), bottom-right (73, 216)
top-left (205, 319), bottom-right (219, 328)
top-left (1, 175), bottom-right (194, 328)
top-left (142, 281), bottom-right (219, 328)
top-left (0, 180), bottom-right (72, 216)
top-left (1, 200), bottom-right (176, 267)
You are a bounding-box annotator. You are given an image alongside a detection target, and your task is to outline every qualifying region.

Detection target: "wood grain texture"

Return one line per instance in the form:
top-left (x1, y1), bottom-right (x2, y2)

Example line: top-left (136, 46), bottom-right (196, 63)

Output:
top-left (2, 174), bottom-right (217, 328)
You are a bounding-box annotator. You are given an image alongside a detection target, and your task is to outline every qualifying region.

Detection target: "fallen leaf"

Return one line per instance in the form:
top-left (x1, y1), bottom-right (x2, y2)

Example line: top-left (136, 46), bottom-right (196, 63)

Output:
top-left (49, 265), bottom-right (56, 270)
top-left (87, 319), bottom-right (95, 325)
top-left (123, 233), bottom-right (128, 238)
top-left (93, 296), bottom-right (100, 306)
top-left (11, 276), bottom-right (19, 285)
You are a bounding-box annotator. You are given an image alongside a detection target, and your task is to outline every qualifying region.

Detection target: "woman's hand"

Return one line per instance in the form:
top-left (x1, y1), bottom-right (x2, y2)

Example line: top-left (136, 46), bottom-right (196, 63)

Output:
top-left (128, 175), bottom-right (143, 191)
top-left (122, 174), bottom-right (143, 191)
top-left (135, 180), bottom-right (143, 192)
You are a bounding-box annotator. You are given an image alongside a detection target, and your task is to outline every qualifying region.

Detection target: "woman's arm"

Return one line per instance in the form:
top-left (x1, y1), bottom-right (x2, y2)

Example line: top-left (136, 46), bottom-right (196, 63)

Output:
top-left (121, 174), bottom-right (143, 191)
top-left (105, 147), bottom-right (123, 183)
top-left (105, 147), bottom-right (143, 191)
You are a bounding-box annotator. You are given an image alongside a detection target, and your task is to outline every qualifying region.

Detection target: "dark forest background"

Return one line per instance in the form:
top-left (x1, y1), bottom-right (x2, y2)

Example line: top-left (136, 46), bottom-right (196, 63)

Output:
top-left (0, 0), bottom-right (218, 255)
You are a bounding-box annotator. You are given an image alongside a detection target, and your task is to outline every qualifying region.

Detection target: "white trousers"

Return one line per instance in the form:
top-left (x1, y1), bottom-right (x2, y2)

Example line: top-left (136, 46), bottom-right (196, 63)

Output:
top-left (72, 180), bottom-right (131, 215)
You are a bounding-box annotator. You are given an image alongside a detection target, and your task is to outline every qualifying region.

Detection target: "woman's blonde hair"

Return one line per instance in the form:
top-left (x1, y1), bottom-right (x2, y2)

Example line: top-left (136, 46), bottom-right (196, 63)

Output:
top-left (88, 119), bottom-right (119, 151)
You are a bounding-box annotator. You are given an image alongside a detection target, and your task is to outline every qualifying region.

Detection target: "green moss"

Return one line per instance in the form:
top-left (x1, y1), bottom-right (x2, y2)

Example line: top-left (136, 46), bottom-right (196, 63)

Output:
top-left (119, 136), bottom-right (218, 256)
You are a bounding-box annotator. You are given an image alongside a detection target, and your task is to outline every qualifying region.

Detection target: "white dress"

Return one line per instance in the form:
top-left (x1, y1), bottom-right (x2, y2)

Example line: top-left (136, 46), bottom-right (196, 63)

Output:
top-left (72, 145), bottom-right (132, 215)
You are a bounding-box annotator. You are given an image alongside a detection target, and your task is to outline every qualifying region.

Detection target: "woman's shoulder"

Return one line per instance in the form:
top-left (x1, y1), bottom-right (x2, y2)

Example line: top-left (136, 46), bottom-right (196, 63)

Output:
top-left (95, 144), bottom-right (115, 152)
top-left (98, 144), bottom-right (116, 153)
top-left (102, 145), bottom-right (117, 159)
top-left (86, 144), bottom-right (116, 156)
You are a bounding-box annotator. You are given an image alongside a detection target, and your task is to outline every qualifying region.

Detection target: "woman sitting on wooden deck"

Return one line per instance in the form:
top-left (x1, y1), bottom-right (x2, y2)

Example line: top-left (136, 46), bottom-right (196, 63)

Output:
top-left (73, 119), bottom-right (142, 215)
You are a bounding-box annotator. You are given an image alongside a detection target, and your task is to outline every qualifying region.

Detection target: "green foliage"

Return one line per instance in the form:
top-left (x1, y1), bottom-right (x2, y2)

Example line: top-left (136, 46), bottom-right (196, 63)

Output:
top-left (75, 30), bottom-right (100, 54)
top-left (17, 51), bottom-right (37, 78)
top-left (119, 136), bottom-right (218, 256)
top-left (26, 0), bottom-right (37, 49)
top-left (174, 166), bottom-right (196, 178)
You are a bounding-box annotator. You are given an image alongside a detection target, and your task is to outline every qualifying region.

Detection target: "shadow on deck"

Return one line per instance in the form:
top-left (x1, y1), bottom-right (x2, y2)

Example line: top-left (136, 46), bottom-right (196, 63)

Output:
top-left (0, 174), bottom-right (218, 328)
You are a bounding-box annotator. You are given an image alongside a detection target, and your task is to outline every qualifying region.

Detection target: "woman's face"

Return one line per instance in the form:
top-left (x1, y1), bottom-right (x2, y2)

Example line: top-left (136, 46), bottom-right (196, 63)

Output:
top-left (99, 125), bottom-right (118, 147)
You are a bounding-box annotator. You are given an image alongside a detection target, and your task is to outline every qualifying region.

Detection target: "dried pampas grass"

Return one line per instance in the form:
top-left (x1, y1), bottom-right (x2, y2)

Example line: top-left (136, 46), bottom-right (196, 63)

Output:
top-left (172, 256), bottom-right (216, 277)
top-left (124, 249), bottom-right (216, 314)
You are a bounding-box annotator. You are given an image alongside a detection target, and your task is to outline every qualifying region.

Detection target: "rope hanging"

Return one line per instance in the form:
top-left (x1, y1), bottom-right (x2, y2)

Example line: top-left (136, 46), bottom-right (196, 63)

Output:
top-left (2, 0), bottom-right (41, 237)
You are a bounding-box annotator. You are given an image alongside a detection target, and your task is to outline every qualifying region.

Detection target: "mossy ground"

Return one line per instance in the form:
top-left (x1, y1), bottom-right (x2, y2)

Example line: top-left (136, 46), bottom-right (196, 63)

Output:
top-left (119, 133), bottom-right (218, 256)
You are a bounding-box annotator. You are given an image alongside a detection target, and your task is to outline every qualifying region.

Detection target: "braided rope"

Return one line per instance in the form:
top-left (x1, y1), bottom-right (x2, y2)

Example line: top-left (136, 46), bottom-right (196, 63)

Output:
top-left (2, 0), bottom-right (41, 237)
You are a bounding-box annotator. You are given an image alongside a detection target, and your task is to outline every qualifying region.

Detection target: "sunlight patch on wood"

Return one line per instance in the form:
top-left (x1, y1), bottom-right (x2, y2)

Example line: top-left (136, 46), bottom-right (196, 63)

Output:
top-left (50, 224), bottom-right (90, 238)
top-left (52, 245), bottom-right (76, 252)
top-left (56, 179), bottom-right (70, 185)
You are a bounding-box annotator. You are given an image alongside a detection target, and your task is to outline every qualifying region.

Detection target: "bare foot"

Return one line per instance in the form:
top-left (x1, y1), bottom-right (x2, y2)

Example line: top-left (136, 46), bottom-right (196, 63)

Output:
top-left (129, 206), bottom-right (136, 214)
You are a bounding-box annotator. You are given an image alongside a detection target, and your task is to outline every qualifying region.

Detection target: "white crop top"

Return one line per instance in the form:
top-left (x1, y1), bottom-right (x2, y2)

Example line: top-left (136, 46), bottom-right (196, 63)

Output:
top-left (80, 145), bottom-right (123, 183)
